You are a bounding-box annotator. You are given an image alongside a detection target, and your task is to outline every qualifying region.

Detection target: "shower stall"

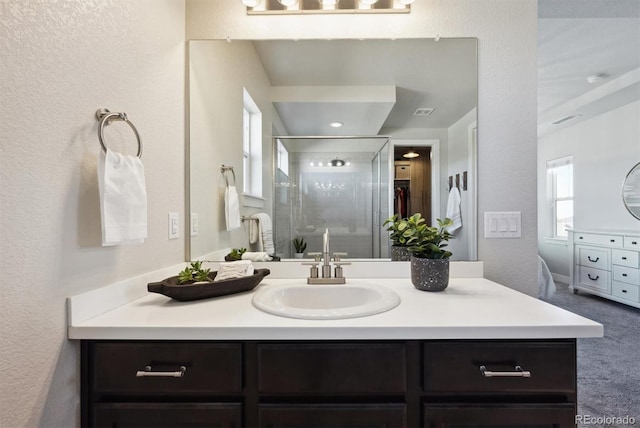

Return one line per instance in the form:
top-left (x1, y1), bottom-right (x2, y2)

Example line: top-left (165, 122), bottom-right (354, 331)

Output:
top-left (273, 136), bottom-right (390, 259)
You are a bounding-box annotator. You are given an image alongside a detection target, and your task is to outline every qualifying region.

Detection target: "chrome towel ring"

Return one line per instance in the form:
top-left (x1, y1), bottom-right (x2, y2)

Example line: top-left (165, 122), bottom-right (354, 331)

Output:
top-left (221, 165), bottom-right (236, 187)
top-left (95, 108), bottom-right (143, 158)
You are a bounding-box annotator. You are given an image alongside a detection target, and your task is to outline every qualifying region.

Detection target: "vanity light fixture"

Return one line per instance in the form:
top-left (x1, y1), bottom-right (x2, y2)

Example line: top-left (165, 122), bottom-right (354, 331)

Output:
top-left (403, 149), bottom-right (420, 159)
top-left (330, 121), bottom-right (343, 128)
top-left (243, 0), bottom-right (411, 14)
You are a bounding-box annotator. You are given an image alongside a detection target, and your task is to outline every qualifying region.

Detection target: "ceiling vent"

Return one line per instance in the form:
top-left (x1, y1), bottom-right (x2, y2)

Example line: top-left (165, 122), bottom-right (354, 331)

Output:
top-left (552, 114), bottom-right (582, 125)
top-left (413, 108), bottom-right (435, 116)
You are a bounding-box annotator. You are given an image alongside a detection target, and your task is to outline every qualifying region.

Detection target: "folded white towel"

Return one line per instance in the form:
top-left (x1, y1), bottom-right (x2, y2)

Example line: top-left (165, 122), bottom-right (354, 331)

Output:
top-left (537, 255), bottom-right (556, 299)
top-left (225, 185), bottom-right (241, 231)
top-left (250, 213), bottom-right (275, 255)
top-left (97, 149), bottom-right (147, 246)
top-left (445, 187), bottom-right (462, 234)
top-left (242, 251), bottom-right (273, 262)
top-left (214, 260), bottom-right (254, 282)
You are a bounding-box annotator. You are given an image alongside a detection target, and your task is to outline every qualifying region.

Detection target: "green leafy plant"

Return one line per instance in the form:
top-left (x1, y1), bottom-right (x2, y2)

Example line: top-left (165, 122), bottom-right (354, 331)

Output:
top-left (402, 214), bottom-right (454, 259)
top-left (177, 260), bottom-right (212, 284)
top-left (292, 237), bottom-right (307, 253)
top-left (226, 247), bottom-right (247, 261)
top-left (383, 214), bottom-right (410, 247)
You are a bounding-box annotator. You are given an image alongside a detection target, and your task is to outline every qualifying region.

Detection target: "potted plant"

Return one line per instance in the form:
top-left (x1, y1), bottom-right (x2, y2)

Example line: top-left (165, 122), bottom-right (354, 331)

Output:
top-left (403, 214), bottom-right (454, 291)
top-left (292, 236), bottom-right (307, 258)
top-left (383, 214), bottom-right (411, 261)
top-left (225, 247), bottom-right (246, 261)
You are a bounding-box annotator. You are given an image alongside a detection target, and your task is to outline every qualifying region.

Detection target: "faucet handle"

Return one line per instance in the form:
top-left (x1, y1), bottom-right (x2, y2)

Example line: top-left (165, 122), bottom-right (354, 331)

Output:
top-left (307, 252), bottom-right (322, 262)
top-left (332, 252), bottom-right (348, 262)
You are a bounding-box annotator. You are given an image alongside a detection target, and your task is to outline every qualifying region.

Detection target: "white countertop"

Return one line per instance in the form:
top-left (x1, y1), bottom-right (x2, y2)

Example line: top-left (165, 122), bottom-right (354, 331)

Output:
top-left (68, 271), bottom-right (603, 340)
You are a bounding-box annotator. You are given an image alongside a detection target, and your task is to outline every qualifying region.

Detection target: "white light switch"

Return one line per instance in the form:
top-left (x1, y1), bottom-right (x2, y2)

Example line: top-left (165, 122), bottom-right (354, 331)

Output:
top-left (169, 212), bottom-right (179, 239)
top-left (190, 213), bottom-right (199, 237)
top-left (484, 212), bottom-right (521, 238)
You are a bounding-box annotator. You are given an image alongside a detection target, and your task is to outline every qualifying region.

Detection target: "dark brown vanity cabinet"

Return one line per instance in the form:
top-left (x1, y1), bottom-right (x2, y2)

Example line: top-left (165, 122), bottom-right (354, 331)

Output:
top-left (82, 339), bottom-right (577, 427)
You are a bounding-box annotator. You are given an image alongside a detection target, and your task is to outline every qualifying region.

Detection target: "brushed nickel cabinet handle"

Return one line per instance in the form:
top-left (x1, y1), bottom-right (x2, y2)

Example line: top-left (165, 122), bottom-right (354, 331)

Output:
top-left (136, 365), bottom-right (186, 378)
top-left (587, 256), bottom-right (599, 262)
top-left (479, 365), bottom-right (531, 378)
top-left (587, 274), bottom-right (599, 281)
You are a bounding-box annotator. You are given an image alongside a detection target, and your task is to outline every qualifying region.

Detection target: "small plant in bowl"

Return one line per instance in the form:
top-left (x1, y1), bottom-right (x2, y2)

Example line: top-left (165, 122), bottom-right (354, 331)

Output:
top-left (225, 247), bottom-right (247, 261)
top-left (402, 214), bottom-right (454, 291)
top-left (178, 260), bottom-right (212, 284)
top-left (293, 237), bottom-right (307, 258)
top-left (383, 214), bottom-right (411, 261)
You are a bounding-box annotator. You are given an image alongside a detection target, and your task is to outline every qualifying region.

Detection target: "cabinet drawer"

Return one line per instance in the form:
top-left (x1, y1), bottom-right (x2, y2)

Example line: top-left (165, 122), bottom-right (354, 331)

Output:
top-left (612, 249), bottom-right (639, 268)
top-left (613, 265), bottom-right (640, 285)
top-left (624, 236), bottom-right (640, 250)
top-left (424, 403), bottom-right (576, 427)
top-left (258, 404), bottom-right (407, 427)
top-left (92, 403), bottom-right (242, 428)
top-left (574, 232), bottom-right (622, 246)
top-left (423, 341), bottom-right (575, 394)
top-left (91, 342), bottom-right (242, 395)
top-left (612, 281), bottom-right (640, 303)
top-left (577, 266), bottom-right (610, 292)
top-left (577, 246), bottom-right (609, 270)
top-left (257, 343), bottom-right (406, 394)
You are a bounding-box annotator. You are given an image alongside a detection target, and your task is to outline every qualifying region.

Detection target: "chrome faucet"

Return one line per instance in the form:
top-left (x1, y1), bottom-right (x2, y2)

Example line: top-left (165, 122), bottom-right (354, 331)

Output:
top-left (303, 228), bottom-right (350, 284)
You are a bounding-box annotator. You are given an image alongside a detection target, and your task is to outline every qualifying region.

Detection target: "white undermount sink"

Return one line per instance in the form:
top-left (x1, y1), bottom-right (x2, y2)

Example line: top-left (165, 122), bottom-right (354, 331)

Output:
top-left (251, 282), bottom-right (401, 320)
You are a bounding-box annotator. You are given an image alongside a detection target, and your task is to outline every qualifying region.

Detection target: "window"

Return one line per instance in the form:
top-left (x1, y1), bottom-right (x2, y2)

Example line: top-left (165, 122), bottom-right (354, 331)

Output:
top-left (547, 156), bottom-right (573, 238)
top-left (242, 88), bottom-right (262, 198)
top-left (276, 139), bottom-right (289, 177)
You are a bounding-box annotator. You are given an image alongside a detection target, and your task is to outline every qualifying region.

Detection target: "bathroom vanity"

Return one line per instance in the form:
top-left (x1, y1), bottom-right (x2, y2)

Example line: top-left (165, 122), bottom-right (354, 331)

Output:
top-left (69, 262), bottom-right (602, 427)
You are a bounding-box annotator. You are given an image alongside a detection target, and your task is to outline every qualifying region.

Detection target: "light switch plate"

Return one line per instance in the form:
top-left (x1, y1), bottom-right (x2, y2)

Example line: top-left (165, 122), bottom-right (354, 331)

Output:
top-left (168, 212), bottom-right (179, 239)
top-left (190, 213), bottom-right (199, 237)
top-left (484, 212), bottom-right (521, 238)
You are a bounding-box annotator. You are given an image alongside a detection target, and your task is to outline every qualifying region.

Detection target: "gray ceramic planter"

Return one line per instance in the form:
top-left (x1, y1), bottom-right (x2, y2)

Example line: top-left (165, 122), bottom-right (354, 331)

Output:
top-left (410, 257), bottom-right (450, 291)
top-left (390, 246), bottom-right (411, 261)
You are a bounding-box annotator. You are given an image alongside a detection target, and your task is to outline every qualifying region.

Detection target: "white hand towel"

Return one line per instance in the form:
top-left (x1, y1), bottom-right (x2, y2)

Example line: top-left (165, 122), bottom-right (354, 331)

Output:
top-left (242, 251), bottom-right (273, 262)
top-left (97, 149), bottom-right (147, 246)
top-left (445, 187), bottom-right (462, 234)
top-left (214, 260), bottom-right (254, 282)
top-left (251, 213), bottom-right (275, 255)
top-left (225, 185), bottom-right (241, 231)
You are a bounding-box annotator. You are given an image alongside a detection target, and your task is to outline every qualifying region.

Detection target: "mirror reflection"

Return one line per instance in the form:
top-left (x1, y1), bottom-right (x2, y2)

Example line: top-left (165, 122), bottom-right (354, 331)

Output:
top-left (623, 162), bottom-right (640, 220)
top-left (188, 38), bottom-right (478, 261)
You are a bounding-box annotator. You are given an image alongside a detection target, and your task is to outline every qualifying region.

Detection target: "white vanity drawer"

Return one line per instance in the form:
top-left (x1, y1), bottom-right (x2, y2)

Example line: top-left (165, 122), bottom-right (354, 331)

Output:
top-left (576, 246), bottom-right (609, 270)
top-left (613, 265), bottom-right (640, 285)
top-left (574, 233), bottom-right (623, 247)
top-left (577, 266), bottom-right (610, 293)
top-left (624, 236), bottom-right (640, 250)
top-left (612, 249), bottom-right (639, 268)
top-left (612, 281), bottom-right (640, 303)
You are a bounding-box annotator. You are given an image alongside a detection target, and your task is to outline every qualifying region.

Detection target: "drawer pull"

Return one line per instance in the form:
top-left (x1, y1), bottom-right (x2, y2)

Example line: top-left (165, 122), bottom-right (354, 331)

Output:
top-left (136, 365), bottom-right (186, 378)
top-left (622, 257), bottom-right (628, 260)
top-left (479, 365), bottom-right (531, 378)
top-left (622, 289), bottom-right (628, 293)
top-left (587, 274), bottom-right (599, 281)
top-left (622, 273), bottom-right (628, 277)
top-left (632, 241), bottom-right (638, 245)
top-left (611, 239), bottom-right (616, 243)
top-left (587, 256), bottom-right (599, 263)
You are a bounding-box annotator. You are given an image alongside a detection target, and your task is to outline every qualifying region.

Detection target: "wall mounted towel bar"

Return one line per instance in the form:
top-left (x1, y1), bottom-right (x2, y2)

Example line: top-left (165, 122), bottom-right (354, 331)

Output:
top-left (96, 108), bottom-right (142, 158)
top-left (221, 165), bottom-right (236, 187)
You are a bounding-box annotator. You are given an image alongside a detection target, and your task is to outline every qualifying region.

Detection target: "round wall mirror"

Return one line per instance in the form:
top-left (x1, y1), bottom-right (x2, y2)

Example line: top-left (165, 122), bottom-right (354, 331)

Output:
top-left (622, 162), bottom-right (640, 220)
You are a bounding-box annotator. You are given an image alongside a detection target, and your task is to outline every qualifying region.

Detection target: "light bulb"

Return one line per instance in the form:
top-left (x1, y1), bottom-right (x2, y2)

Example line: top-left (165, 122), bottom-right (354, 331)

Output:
top-left (359, 0), bottom-right (378, 4)
top-left (278, 0), bottom-right (298, 6)
top-left (398, 0), bottom-right (414, 4)
top-left (242, 0), bottom-right (261, 7)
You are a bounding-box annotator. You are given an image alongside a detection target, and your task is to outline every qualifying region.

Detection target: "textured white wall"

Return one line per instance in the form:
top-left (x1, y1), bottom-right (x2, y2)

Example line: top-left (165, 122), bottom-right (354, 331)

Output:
top-left (0, 1), bottom-right (185, 426)
top-left (186, 0), bottom-right (540, 295)
top-left (538, 100), bottom-right (640, 277)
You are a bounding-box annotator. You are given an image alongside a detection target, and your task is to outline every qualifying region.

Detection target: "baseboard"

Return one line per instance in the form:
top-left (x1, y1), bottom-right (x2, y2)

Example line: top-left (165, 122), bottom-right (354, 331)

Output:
top-left (552, 273), bottom-right (570, 285)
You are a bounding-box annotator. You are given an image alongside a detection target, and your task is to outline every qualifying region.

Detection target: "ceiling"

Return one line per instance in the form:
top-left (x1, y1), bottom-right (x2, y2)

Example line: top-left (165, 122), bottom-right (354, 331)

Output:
top-left (253, 38), bottom-right (477, 137)
top-left (538, 0), bottom-right (640, 136)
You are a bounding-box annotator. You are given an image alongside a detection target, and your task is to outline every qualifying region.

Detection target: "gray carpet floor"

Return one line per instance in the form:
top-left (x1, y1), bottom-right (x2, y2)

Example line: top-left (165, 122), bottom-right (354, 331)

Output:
top-left (542, 283), bottom-right (640, 428)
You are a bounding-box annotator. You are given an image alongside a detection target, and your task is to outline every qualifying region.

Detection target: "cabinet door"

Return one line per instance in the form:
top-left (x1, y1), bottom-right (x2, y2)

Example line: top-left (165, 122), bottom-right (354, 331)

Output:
top-left (424, 403), bottom-right (575, 428)
top-left (92, 403), bottom-right (242, 428)
top-left (259, 404), bottom-right (406, 428)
